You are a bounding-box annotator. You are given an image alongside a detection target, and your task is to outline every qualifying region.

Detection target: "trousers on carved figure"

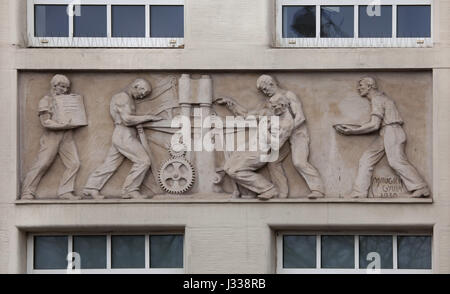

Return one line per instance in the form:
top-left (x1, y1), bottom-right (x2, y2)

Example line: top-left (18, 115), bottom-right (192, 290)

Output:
top-left (289, 129), bottom-right (325, 194)
top-left (267, 143), bottom-right (290, 198)
top-left (22, 130), bottom-right (80, 196)
top-left (352, 124), bottom-right (427, 196)
top-left (224, 151), bottom-right (275, 195)
top-left (85, 125), bottom-right (151, 195)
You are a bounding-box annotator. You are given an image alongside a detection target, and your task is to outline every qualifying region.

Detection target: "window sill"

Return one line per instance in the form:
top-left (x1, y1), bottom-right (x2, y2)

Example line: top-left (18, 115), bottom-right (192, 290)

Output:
top-left (27, 37), bottom-right (184, 48)
top-left (275, 37), bottom-right (432, 48)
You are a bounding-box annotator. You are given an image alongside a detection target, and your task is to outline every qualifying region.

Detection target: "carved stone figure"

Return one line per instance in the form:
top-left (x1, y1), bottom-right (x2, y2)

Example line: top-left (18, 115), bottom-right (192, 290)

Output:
top-left (334, 77), bottom-right (430, 198)
top-left (21, 74), bottom-right (87, 200)
top-left (221, 95), bottom-right (295, 200)
top-left (83, 79), bottom-right (162, 199)
top-left (216, 74), bottom-right (325, 199)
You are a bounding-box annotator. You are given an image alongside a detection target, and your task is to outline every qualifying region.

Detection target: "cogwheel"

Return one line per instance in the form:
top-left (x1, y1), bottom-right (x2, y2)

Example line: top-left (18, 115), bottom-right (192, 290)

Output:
top-left (169, 142), bottom-right (187, 158)
top-left (158, 157), bottom-right (195, 194)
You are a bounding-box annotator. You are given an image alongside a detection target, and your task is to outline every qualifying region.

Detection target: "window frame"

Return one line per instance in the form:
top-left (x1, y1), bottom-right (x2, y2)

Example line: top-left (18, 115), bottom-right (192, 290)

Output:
top-left (27, 0), bottom-right (185, 48)
top-left (27, 232), bottom-right (185, 274)
top-left (275, 0), bottom-right (433, 48)
top-left (276, 231), bottom-right (433, 274)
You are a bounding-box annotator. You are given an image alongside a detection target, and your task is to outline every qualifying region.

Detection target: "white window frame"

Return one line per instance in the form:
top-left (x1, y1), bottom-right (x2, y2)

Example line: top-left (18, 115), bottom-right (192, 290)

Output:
top-left (27, 0), bottom-right (185, 48)
top-left (276, 231), bottom-right (433, 274)
top-left (275, 0), bottom-right (433, 48)
top-left (27, 232), bottom-right (185, 274)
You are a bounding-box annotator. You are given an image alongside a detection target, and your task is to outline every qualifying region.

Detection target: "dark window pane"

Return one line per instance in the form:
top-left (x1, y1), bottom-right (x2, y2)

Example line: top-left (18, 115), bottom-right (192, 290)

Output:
top-left (73, 236), bottom-right (106, 269)
top-left (112, 5), bottom-right (145, 37)
top-left (283, 235), bottom-right (316, 268)
top-left (111, 235), bottom-right (145, 269)
top-left (35, 5), bottom-right (69, 37)
top-left (74, 5), bottom-right (107, 37)
top-left (321, 235), bottom-right (355, 268)
top-left (34, 236), bottom-right (68, 269)
top-left (321, 6), bottom-right (354, 38)
top-left (359, 5), bottom-right (392, 38)
top-left (151, 6), bottom-right (184, 38)
top-left (150, 235), bottom-right (183, 268)
top-left (282, 6), bottom-right (316, 38)
top-left (398, 236), bottom-right (432, 269)
top-left (397, 6), bottom-right (431, 37)
top-left (359, 236), bottom-right (393, 269)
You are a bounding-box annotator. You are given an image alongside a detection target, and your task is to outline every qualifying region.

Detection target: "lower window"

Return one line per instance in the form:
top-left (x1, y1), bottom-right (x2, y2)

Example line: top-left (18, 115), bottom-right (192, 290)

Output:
top-left (27, 233), bottom-right (184, 274)
top-left (277, 232), bottom-right (432, 274)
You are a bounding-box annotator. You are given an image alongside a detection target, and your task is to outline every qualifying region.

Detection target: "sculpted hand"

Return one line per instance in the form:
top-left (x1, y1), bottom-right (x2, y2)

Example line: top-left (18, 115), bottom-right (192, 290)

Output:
top-left (335, 124), bottom-right (355, 135)
top-left (137, 125), bottom-right (144, 134)
top-left (214, 97), bottom-right (234, 106)
top-left (146, 115), bottom-right (163, 122)
top-left (61, 118), bottom-right (73, 128)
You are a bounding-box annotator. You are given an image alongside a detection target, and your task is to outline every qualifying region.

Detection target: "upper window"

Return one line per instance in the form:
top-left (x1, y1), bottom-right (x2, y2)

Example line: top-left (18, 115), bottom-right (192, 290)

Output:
top-left (27, 233), bottom-right (185, 274)
top-left (276, 0), bottom-right (432, 47)
top-left (277, 232), bottom-right (432, 274)
top-left (27, 0), bottom-right (185, 48)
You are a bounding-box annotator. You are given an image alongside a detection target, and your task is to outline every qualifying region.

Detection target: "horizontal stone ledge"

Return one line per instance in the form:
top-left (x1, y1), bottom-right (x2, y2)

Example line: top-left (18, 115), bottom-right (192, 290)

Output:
top-left (15, 197), bottom-right (433, 205)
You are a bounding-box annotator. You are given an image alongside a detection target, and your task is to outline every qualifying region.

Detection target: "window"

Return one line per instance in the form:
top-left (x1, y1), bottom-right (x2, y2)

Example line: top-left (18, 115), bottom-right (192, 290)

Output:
top-left (112, 5), bottom-right (146, 38)
top-left (276, 0), bottom-right (432, 47)
top-left (27, 0), bottom-right (185, 48)
top-left (27, 233), bottom-right (184, 274)
top-left (277, 232), bottom-right (432, 273)
top-left (35, 5), bottom-right (69, 37)
top-left (73, 5), bottom-right (107, 37)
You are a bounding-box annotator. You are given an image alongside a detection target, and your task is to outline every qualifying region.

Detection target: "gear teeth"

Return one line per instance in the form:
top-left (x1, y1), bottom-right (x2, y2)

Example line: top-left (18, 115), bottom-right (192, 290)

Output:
top-left (169, 142), bottom-right (187, 158)
top-left (158, 157), bottom-right (195, 194)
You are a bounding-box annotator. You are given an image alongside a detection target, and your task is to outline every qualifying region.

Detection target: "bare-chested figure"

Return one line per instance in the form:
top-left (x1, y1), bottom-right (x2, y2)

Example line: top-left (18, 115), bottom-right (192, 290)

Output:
top-left (216, 75), bottom-right (325, 199)
top-left (83, 79), bottom-right (162, 199)
top-left (222, 95), bottom-right (295, 200)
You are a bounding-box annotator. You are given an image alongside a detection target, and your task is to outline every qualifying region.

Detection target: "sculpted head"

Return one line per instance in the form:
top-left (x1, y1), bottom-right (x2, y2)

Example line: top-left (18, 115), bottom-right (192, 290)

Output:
top-left (129, 78), bottom-right (152, 100)
top-left (270, 95), bottom-right (290, 116)
top-left (357, 76), bottom-right (378, 98)
top-left (50, 74), bottom-right (71, 96)
top-left (257, 75), bottom-right (278, 98)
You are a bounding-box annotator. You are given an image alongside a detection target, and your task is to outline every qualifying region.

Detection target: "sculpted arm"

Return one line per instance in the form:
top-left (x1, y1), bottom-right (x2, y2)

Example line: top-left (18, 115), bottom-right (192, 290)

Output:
top-left (286, 92), bottom-right (306, 129)
top-left (215, 96), bottom-right (269, 117)
top-left (39, 112), bottom-right (73, 130)
top-left (336, 115), bottom-right (382, 135)
top-left (351, 115), bottom-right (382, 134)
top-left (115, 94), bottom-right (162, 127)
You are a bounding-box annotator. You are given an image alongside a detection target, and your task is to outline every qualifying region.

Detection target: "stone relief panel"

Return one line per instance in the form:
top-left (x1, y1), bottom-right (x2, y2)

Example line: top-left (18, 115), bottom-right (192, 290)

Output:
top-left (18, 72), bottom-right (432, 200)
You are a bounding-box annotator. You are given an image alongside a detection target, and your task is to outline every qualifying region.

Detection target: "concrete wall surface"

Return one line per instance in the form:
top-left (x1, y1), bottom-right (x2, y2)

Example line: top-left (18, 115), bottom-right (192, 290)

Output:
top-left (0, 0), bottom-right (449, 273)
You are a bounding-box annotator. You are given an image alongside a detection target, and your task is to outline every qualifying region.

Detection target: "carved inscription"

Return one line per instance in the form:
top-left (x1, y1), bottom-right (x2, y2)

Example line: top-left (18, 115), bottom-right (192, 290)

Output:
top-left (371, 176), bottom-right (406, 198)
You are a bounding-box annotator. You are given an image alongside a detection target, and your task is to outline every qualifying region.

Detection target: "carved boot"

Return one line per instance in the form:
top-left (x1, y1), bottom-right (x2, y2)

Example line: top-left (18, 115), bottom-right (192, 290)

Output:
top-left (59, 192), bottom-right (82, 200)
top-left (257, 187), bottom-right (279, 201)
top-left (82, 188), bottom-right (105, 200)
top-left (122, 191), bottom-right (148, 199)
top-left (350, 190), bottom-right (367, 199)
top-left (21, 192), bottom-right (35, 200)
top-left (307, 190), bottom-right (325, 199)
top-left (411, 187), bottom-right (431, 198)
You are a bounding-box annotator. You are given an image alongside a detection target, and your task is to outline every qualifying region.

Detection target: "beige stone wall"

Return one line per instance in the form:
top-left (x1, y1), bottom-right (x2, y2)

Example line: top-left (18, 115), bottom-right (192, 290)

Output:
top-left (19, 71), bottom-right (433, 198)
top-left (0, 0), bottom-right (449, 273)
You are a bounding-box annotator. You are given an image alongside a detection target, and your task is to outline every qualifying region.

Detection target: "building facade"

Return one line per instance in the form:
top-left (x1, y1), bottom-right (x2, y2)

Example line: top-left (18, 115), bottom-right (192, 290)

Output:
top-left (0, 0), bottom-right (449, 273)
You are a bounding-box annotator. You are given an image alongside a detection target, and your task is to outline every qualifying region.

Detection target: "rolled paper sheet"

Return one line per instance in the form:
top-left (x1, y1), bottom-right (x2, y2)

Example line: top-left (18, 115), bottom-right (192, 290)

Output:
top-left (198, 75), bottom-right (213, 105)
top-left (178, 74), bottom-right (191, 105)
